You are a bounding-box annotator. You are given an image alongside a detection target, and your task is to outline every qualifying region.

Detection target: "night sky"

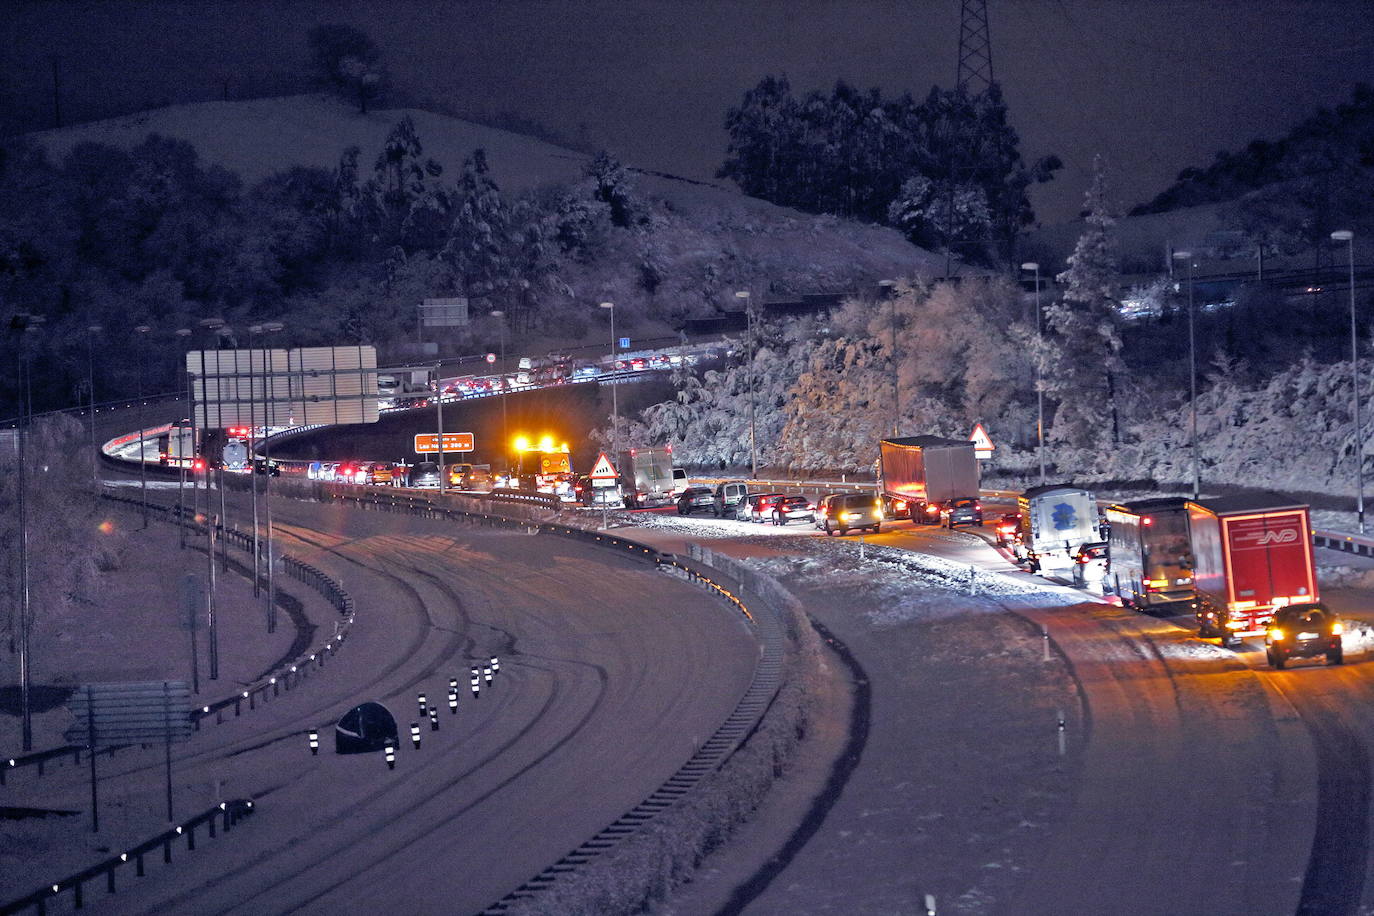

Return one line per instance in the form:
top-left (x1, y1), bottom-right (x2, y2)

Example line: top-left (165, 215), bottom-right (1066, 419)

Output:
top-left (6, 1), bottom-right (1374, 223)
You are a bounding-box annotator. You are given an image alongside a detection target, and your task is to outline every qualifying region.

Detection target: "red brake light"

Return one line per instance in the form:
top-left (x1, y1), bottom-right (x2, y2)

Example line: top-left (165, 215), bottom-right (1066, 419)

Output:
top-left (1143, 517), bottom-right (1153, 526)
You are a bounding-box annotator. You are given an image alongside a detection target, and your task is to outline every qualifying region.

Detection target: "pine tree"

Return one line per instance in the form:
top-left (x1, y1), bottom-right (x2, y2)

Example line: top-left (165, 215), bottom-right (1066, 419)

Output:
top-left (443, 149), bottom-right (510, 314)
top-left (1046, 155), bottom-right (1125, 446)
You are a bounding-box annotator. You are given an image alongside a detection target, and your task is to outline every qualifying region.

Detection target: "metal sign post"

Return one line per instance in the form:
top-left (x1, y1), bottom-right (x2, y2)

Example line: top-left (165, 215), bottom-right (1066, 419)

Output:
top-left (68, 682), bottom-right (193, 829)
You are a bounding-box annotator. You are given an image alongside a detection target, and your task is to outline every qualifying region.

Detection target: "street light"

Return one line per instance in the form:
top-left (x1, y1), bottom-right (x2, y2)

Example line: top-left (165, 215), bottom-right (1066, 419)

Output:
top-left (194, 317), bottom-right (224, 680)
top-left (86, 324), bottom-right (102, 491)
top-left (175, 327), bottom-right (192, 549)
top-left (1021, 263), bottom-right (1046, 484)
top-left (134, 324), bottom-right (152, 528)
top-left (1334, 229), bottom-right (1363, 533)
top-left (1172, 250), bottom-right (1200, 500)
top-left (491, 310), bottom-right (510, 466)
top-left (250, 320), bottom-right (285, 632)
top-left (879, 279), bottom-right (899, 435)
top-left (10, 312), bottom-right (44, 751)
top-left (599, 302), bottom-right (619, 456)
top-left (735, 290), bottom-right (757, 478)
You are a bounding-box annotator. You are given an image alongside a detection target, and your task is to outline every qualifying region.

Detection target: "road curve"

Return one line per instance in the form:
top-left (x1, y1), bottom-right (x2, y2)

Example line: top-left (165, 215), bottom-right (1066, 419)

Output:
top-left (31, 442), bottom-right (761, 914)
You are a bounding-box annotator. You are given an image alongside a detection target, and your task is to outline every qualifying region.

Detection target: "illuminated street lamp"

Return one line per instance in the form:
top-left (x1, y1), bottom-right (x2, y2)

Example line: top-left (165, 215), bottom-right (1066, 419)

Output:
top-left (1021, 263), bottom-right (1046, 484)
top-left (735, 290), bottom-right (757, 478)
top-left (250, 320), bottom-right (285, 632)
top-left (86, 323), bottom-right (102, 491)
top-left (134, 324), bottom-right (152, 528)
top-left (491, 310), bottom-right (510, 460)
top-left (1172, 251), bottom-right (1200, 500)
top-left (878, 279), bottom-right (899, 435)
top-left (1333, 229), bottom-right (1363, 533)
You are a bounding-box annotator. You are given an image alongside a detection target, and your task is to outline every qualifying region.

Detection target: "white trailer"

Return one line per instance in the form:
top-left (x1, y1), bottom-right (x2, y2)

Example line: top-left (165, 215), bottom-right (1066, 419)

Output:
top-left (1015, 484), bottom-right (1099, 574)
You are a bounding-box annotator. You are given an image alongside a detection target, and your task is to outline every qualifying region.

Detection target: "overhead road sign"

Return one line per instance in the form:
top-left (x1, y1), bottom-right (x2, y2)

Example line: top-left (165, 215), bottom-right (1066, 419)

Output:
top-left (420, 297), bottom-right (469, 327)
top-left (414, 432), bottom-right (474, 454)
top-left (188, 345), bottom-right (380, 428)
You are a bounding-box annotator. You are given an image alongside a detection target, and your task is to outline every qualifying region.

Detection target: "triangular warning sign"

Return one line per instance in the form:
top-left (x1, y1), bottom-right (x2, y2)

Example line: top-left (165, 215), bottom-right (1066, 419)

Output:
top-left (589, 452), bottom-right (619, 480)
top-left (970, 423), bottom-right (994, 456)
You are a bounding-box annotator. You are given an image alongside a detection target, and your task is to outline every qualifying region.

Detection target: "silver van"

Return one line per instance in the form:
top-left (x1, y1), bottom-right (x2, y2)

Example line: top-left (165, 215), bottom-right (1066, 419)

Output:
top-left (713, 481), bottom-right (749, 518)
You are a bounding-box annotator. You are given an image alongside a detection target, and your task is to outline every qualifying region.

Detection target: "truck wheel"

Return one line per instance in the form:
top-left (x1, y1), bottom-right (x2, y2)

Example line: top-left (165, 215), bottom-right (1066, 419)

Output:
top-left (1328, 648), bottom-right (1344, 665)
top-left (824, 521), bottom-right (834, 536)
top-left (1272, 650), bottom-right (1286, 669)
top-left (872, 523), bottom-right (881, 534)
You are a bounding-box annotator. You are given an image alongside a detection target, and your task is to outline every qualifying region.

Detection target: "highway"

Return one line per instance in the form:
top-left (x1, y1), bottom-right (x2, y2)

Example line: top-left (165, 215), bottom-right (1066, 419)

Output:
top-left (7, 404), bottom-right (761, 914)
top-left (26, 399), bottom-right (1374, 914)
top-left (616, 507), bottom-right (1374, 914)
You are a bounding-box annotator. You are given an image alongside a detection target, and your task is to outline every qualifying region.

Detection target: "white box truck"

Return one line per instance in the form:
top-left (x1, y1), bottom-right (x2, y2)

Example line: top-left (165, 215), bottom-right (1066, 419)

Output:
top-left (1014, 484), bottom-right (1099, 574)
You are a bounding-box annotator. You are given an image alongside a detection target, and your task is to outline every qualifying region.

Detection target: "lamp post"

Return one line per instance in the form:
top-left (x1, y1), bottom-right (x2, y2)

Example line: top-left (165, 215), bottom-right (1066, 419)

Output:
top-left (86, 324), bottom-right (102, 491)
top-left (1334, 229), bottom-right (1363, 532)
top-left (735, 290), bottom-right (757, 478)
top-left (490, 310), bottom-right (510, 472)
top-left (879, 279), bottom-right (899, 435)
top-left (11, 312), bottom-right (43, 751)
top-left (194, 318), bottom-right (224, 679)
top-left (134, 325), bottom-right (152, 527)
top-left (175, 328), bottom-right (192, 549)
top-left (251, 321), bottom-right (284, 632)
top-left (598, 302), bottom-right (619, 456)
top-left (1021, 263), bottom-right (1046, 484)
top-left (1172, 251), bottom-right (1200, 500)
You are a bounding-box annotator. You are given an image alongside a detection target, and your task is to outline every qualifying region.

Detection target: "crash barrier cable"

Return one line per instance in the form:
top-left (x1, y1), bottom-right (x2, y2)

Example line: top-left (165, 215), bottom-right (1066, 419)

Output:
top-left (0, 494), bottom-right (355, 784)
top-left (0, 799), bottom-right (255, 915)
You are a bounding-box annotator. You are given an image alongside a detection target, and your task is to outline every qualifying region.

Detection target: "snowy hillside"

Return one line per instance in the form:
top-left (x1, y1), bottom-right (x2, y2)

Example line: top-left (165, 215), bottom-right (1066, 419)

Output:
top-left (29, 93), bottom-right (944, 288)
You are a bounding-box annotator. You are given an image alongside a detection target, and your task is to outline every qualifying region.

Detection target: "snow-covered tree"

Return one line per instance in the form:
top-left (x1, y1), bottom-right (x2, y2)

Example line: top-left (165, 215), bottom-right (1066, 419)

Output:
top-left (307, 24), bottom-right (387, 114)
top-left (363, 116), bottom-right (447, 253)
top-left (584, 151), bottom-right (636, 228)
top-left (443, 149), bottom-right (510, 311)
top-left (886, 174), bottom-right (992, 255)
top-left (1046, 156), bottom-right (1124, 446)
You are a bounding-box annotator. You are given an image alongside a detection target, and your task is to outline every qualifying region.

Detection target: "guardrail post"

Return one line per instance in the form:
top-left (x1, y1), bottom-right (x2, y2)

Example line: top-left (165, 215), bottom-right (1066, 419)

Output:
top-left (162, 838), bottom-right (171, 864)
top-left (136, 853), bottom-right (144, 877)
top-left (107, 868), bottom-right (115, 894)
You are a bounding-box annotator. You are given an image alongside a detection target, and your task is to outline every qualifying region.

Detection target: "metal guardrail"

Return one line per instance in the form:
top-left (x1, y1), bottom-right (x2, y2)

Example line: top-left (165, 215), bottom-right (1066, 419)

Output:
top-left (0, 799), bottom-right (255, 915)
top-left (1, 494), bottom-right (355, 783)
top-left (1313, 528), bottom-right (1374, 557)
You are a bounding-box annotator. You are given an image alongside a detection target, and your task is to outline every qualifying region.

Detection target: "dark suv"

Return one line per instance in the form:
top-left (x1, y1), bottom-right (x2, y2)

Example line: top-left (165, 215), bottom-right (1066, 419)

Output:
top-left (941, 497), bottom-right (983, 529)
top-left (677, 486), bottom-right (715, 516)
top-left (1266, 602), bottom-right (1343, 669)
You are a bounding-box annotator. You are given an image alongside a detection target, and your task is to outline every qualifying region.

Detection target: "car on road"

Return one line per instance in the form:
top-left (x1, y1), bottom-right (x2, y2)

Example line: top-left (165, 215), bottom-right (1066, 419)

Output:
top-left (816, 492), bottom-right (883, 536)
top-left (941, 497), bottom-right (984, 529)
top-left (1266, 602), bottom-right (1343, 669)
top-left (677, 486), bottom-right (715, 515)
top-left (771, 495), bottom-right (815, 526)
top-left (1071, 541), bottom-right (1110, 588)
top-left (369, 462), bottom-right (396, 486)
top-left (713, 482), bottom-right (749, 518)
top-left (994, 512), bottom-right (1020, 547)
top-left (738, 493), bottom-right (786, 522)
top-left (252, 458), bottom-right (281, 477)
top-left (408, 461), bottom-right (442, 489)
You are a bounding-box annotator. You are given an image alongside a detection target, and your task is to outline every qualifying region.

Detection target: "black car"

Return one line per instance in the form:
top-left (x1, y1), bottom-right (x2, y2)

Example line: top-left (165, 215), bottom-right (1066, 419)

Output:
top-left (408, 461), bottom-right (442, 489)
top-left (994, 512), bottom-right (1020, 547)
top-left (677, 486), bottom-right (715, 515)
top-left (771, 495), bottom-right (815, 526)
top-left (252, 458), bottom-right (281, 477)
top-left (1266, 602), bottom-right (1343, 669)
top-left (941, 497), bottom-right (983, 529)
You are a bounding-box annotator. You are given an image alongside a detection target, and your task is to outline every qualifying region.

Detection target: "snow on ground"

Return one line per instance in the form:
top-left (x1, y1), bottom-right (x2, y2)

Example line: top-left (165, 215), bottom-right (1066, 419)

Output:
top-left (673, 537), bottom-right (1083, 914)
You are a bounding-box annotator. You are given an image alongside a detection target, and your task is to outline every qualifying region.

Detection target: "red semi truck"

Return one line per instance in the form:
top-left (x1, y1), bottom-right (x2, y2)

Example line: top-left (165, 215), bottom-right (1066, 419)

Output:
top-left (1186, 493), bottom-right (1317, 647)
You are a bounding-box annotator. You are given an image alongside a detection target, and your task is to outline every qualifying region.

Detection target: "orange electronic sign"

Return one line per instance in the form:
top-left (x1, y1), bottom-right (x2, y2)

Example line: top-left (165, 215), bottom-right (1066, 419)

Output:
top-left (414, 432), bottom-right (475, 453)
